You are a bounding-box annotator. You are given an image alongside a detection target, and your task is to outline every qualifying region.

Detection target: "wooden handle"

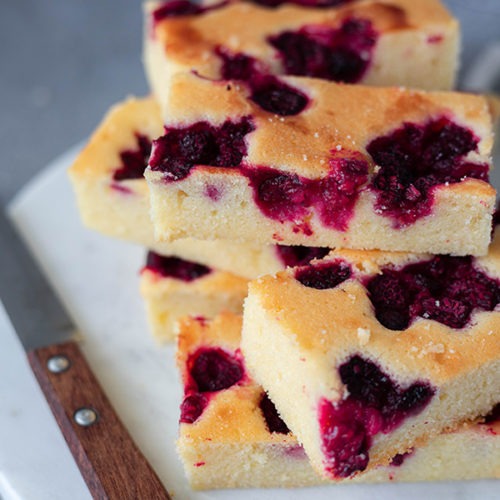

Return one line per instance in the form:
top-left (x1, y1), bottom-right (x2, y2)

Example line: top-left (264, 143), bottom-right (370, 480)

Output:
top-left (28, 341), bottom-right (171, 500)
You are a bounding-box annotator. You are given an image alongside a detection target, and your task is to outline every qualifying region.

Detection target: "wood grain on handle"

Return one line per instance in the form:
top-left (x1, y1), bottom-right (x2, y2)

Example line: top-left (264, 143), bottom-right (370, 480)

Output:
top-left (27, 341), bottom-right (171, 500)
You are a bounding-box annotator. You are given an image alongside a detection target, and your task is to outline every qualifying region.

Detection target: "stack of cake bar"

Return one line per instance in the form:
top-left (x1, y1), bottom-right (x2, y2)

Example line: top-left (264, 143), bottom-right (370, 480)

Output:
top-left (69, 0), bottom-right (500, 490)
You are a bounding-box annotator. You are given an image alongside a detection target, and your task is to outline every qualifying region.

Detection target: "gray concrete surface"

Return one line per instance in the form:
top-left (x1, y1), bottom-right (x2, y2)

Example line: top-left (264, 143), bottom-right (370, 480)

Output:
top-left (1, 0), bottom-right (499, 206)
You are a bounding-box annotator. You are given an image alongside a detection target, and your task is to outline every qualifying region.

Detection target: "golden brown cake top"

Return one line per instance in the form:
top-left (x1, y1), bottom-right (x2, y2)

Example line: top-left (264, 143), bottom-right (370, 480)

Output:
top-left (148, 0), bottom-right (456, 77)
top-left (161, 72), bottom-right (492, 179)
top-left (247, 229), bottom-right (500, 386)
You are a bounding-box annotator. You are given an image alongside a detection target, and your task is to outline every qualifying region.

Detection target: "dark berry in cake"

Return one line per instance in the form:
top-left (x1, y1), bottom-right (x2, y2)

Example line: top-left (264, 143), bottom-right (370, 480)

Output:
top-left (483, 404), bottom-right (500, 424)
top-left (113, 134), bottom-right (152, 181)
top-left (217, 48), bottom-right (261, 81)
top-left (188, 347), bottom-right (244, 392)
top-left (492, 203), bottom-right (500, 231)
top-left (259, 392), bottom-right (290, 434)
top-left (313, 153), bottom-right (369, 230)
top-left (153, 0), bottom-right (351, 21)
top-left (276, 245), bottom-right (330, 267)
top-left (242, 166), bottom-right (311, 227)
top-left (152, 0), bottom-right (227, 21)
top-left (250, 0), bottom-right (352, 7)
top-left (295, 259), bottom-right (351, 289)
top-left (153, 0), bottom-right (203, 19)
top-left (366, 255), bottom-right (500, 331)
top-left (390, 449), bottom-right (414, 467)
top-left (250, 75), bottom-right (309, 116)
top-left (319, 355), bottom-right (434, 478)
top-left (243, 152), bottom-right (367, 233)
top-left (269, 18), bottom-right (377, 83)
top-left (149, 118), bottom-right (255, 181)
top-left (180, 393), bottom-right (208, 423)
top-left (367, 116), bottom-right (489, 226)
top-left (145, 252), bottom-right (211, 282)
top-left (215, 49), bottom-right (309, 116)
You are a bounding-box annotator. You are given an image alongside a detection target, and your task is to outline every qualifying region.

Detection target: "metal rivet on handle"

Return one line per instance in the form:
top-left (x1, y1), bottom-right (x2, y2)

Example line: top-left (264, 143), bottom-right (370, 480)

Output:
top-left (74, 407), bottom-right (98, 427)
top-left (47, 355), bottom-right (70, 373)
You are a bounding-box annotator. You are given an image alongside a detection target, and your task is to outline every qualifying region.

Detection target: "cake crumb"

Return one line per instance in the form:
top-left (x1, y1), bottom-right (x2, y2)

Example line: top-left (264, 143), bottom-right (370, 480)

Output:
top-left (427, 343), bottom-right (445, 354)
top-left (357, 328), bottom-right (371, 346)
top-left (417, 342), bottom-right (445, 358)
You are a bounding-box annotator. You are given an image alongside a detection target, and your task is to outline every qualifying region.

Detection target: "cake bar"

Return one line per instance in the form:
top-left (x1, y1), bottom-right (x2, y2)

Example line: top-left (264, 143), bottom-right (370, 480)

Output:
top-left (146, 72), bottom-right (495, 255)
top-left (177, 313), bottom-right (500, 489)
top-left (241, 228), bottom-right (500, 479)
top-left (140, 251), bottom-right (248, 341)
top-left (145, 0), bottom-right (459, 117)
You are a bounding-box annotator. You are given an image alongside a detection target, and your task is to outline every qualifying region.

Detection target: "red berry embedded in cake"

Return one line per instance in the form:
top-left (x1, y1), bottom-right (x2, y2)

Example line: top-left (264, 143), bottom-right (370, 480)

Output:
top-left (319, 355), bottom-right (434, 477)
top-left (113, 133), bottom-right (152, 181)
top-left (216, 49), bottom-right (310, 116)
top-left (241, 166), bottom-right (311, 229)
top-left (249, 75), bottom-right (309, 116)
top-left (276, 244), bottom-right (330, 267)
top-left (268, 18), bottom-right (377, 83)
top-left (366, 255), bottom-right (500, 331)
top-left (250, 0), bottom-right (353, 8)
top-left (188, 346), bottom-right (245, 392)
top-left (145, 251), bottom-right (212, 281)
top-left (312, 152), bottom-right (370, 230)
top-left (259, 392), bottom-right (290, 434)
top-left (140, 251), bottom-right (248, 342)
top-left (216, 48), bottom-right (260, 81)
top-left (151, 0), bottom-right (227, 21)
top-left (483, 403), bottom-right (500, 425)
top-left (180, 392), bottom-right (208, 424)
top-left (153, 0), bottom-right (353, 20)
top-left (295, 259), bottom-right (351, 289)
top-left (389, 449), bottom-right (414, 467)
top-left (241, 151), bottom-right (369, 232)
top-left (149, 118), bottom-right (255, 181)
top-left (180, 344), bottom-right (245, 423)
top-left (367, 116), bottom-right (490, 227)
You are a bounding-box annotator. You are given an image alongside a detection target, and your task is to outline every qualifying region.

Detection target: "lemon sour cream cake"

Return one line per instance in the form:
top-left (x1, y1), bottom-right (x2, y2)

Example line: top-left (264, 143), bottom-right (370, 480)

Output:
top-left (144, 0), bottom-right (459, 116)
top-left (145, 72), bottom-right (495, 255)
top-left (140, 251), bottom-right (248, 341)
top-left (241, 228), bottom-right (500, 480)
top-left (176, 313), bottom-right (500, 489)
